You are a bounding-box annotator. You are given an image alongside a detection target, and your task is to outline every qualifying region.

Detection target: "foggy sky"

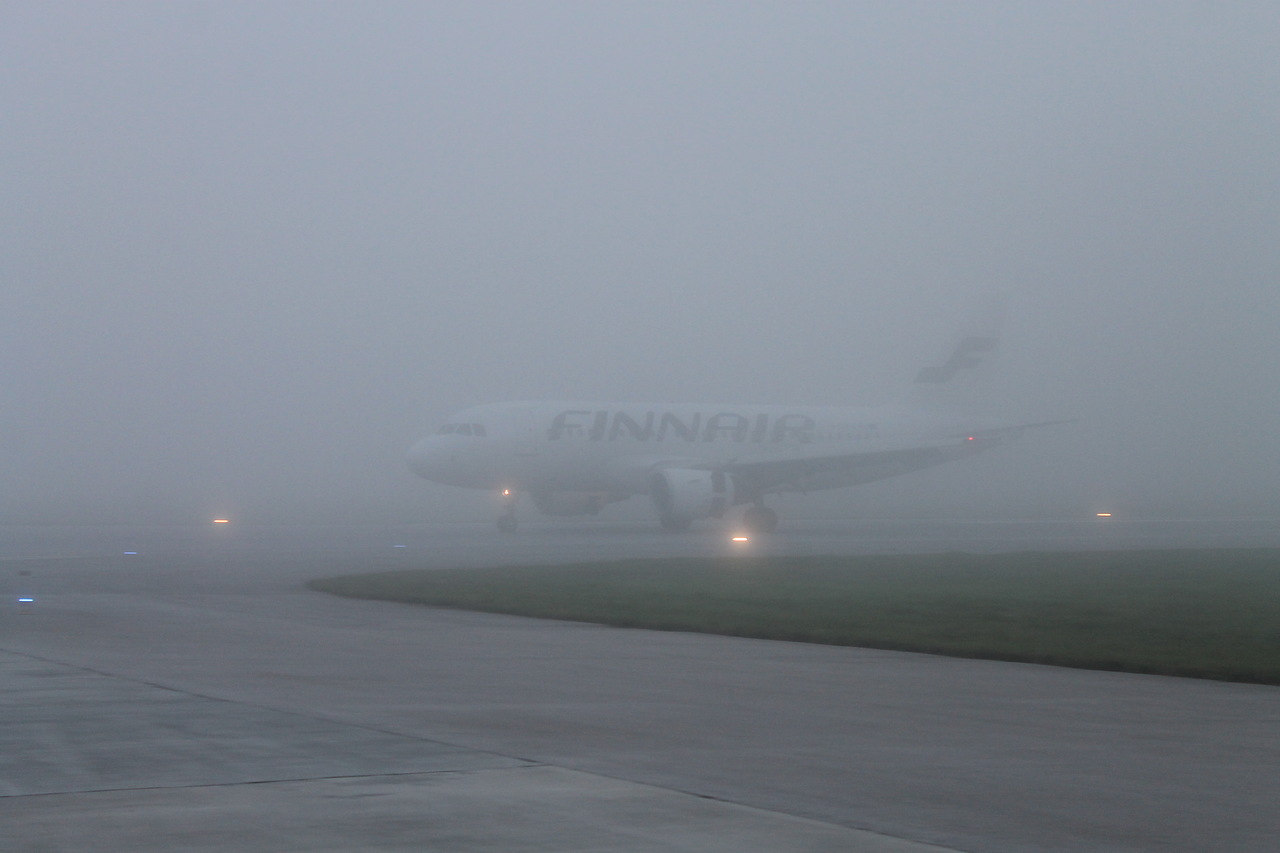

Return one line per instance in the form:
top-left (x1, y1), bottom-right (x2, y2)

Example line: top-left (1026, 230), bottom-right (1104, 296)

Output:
top-left (3, 1), bottom-right (1277, 525)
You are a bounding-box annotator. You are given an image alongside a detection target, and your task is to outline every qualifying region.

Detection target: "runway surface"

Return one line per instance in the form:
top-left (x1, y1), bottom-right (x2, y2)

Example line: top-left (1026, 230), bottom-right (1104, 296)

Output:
top-left (3, 518), bottom-right (1279, 851)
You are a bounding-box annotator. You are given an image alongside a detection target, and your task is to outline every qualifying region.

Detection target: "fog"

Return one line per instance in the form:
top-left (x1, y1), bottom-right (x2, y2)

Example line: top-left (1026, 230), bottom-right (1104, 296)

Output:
top-left (3, 2), bottom-right (1277, 525)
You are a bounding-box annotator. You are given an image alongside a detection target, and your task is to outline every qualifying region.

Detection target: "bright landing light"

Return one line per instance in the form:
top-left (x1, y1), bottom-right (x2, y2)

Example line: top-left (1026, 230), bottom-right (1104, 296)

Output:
top-left (1096, 513), bottom-right (1113, 518)
top-left (731, 536), bottom-right (750, 543)
top-left (212, 518), bottom-right (230, 524)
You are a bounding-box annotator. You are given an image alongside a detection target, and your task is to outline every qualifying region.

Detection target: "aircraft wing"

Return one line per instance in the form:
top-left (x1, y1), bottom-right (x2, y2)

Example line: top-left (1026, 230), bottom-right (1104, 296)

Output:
top-left (722, 420), bottom-right (1075, 494)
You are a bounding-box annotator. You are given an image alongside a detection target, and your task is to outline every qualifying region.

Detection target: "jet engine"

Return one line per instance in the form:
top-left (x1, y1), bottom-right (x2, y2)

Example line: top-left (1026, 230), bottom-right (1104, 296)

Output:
top-left (649, 468), bottom-right (737, 530)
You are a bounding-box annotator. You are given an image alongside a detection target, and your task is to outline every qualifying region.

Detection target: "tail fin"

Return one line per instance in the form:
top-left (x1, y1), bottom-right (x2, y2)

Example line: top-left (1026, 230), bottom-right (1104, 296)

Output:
top-left (899, 296), bottom-right (1006, 412)
top-left (912, 334), bottom-right (1000, 385)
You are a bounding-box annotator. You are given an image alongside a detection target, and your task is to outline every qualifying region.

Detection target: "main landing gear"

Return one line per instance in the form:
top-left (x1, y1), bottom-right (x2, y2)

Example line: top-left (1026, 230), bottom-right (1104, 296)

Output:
top-left (658, 514), bottom-right (693, 533)
top-left (658, 505), bottom-right (779, 534)
top-left (741, 505), bottom-right (779, 534)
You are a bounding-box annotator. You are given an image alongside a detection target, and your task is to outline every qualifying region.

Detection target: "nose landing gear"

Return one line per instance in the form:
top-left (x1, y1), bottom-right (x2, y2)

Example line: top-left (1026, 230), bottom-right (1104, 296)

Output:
top-left (496, 488), bottom-right (519, 533)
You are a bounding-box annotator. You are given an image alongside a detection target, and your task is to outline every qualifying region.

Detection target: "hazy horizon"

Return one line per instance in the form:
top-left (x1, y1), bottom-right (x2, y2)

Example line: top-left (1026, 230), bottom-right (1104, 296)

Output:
top-left (4, 2), bottom-right (1277, 526)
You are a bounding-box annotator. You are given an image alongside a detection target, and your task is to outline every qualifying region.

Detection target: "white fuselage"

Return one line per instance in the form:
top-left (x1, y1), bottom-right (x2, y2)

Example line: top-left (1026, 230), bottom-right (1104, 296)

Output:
top-left (407, 400), bottom-right (1007, 498)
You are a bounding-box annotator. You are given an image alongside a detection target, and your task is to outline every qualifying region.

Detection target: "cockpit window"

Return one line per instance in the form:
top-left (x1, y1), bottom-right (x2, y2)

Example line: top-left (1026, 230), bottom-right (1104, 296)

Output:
top-left (436, 424), bottom-right (456, 435)
top-left (472, 423), bottom-right (487, 437)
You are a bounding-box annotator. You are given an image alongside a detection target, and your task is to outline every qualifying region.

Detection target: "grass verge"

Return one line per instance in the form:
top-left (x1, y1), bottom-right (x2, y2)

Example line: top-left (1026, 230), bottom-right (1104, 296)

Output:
top-left (308, 549), bottom-right (1280, 684)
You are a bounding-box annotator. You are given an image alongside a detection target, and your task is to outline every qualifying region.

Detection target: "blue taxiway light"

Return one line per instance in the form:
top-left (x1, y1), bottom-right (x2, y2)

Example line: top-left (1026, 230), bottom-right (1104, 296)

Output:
top-left (18, 598), bottom-right (34, 603)
top-left (124, 551), bottom-right (137, 555)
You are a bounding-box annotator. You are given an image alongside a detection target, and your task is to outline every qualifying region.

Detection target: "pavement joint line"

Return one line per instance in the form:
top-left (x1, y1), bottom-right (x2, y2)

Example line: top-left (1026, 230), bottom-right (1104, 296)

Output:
top-left (1, 766), bottom-right (976, 853)
top-left (3, 646), bottom-right (965, 852)
top-left (0, 766), bottom-right (548, 801)
top-left (0, 646), bottom-right (544, 766)
top-left (1, 770), bottom-right (977, 853)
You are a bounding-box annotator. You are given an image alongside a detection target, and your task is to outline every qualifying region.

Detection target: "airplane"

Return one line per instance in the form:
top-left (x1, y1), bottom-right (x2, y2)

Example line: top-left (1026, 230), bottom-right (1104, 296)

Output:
top-left (407, 319), bottom-right (1069, 533)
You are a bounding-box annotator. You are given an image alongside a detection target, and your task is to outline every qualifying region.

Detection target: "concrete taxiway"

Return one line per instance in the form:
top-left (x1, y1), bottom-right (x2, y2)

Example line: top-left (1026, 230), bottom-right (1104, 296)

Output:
top-left (2, 520), bottom-right (1279, 852)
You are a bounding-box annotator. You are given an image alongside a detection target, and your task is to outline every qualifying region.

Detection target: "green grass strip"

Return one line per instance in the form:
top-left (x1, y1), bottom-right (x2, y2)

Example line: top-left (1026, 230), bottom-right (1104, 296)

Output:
top-left (308, 549), bottom-right (1280, 684)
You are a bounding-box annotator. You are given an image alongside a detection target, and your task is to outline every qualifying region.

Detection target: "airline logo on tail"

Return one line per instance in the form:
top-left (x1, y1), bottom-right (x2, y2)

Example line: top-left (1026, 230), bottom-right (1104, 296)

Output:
top-left (914, 335), bottom-right (999, 384)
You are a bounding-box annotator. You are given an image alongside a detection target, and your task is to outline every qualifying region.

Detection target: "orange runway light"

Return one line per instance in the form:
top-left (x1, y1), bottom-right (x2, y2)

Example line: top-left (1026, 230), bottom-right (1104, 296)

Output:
top-left (212, 518), bottom-right (231, 524)
top-left (1095, 513), bottom-right (1112, 518)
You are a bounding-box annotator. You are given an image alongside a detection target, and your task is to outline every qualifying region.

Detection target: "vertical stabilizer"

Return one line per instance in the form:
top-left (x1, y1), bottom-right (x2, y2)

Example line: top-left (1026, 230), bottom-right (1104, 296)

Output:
top-left (899, 296), bottom-right (1006, 412)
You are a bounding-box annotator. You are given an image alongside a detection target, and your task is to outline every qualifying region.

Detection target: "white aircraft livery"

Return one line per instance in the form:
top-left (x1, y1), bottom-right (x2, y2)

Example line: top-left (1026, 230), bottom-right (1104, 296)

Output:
top-left (408, 325), bottom-right (1067, 532)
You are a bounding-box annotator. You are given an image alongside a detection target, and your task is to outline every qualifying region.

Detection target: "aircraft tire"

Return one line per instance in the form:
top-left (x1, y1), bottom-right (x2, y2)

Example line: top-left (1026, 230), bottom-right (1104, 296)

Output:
top-left (743, 505), bottom-right (779, 534)
top-left (496, 514), bottom-right (518, 533)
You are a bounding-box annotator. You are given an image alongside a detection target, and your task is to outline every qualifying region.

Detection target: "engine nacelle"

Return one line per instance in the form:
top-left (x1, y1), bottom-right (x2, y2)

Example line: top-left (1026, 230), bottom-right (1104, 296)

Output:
top-left (530, 490), bottom-right (626, 517)
top-left (649, 468), bottom-right (737, 523)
